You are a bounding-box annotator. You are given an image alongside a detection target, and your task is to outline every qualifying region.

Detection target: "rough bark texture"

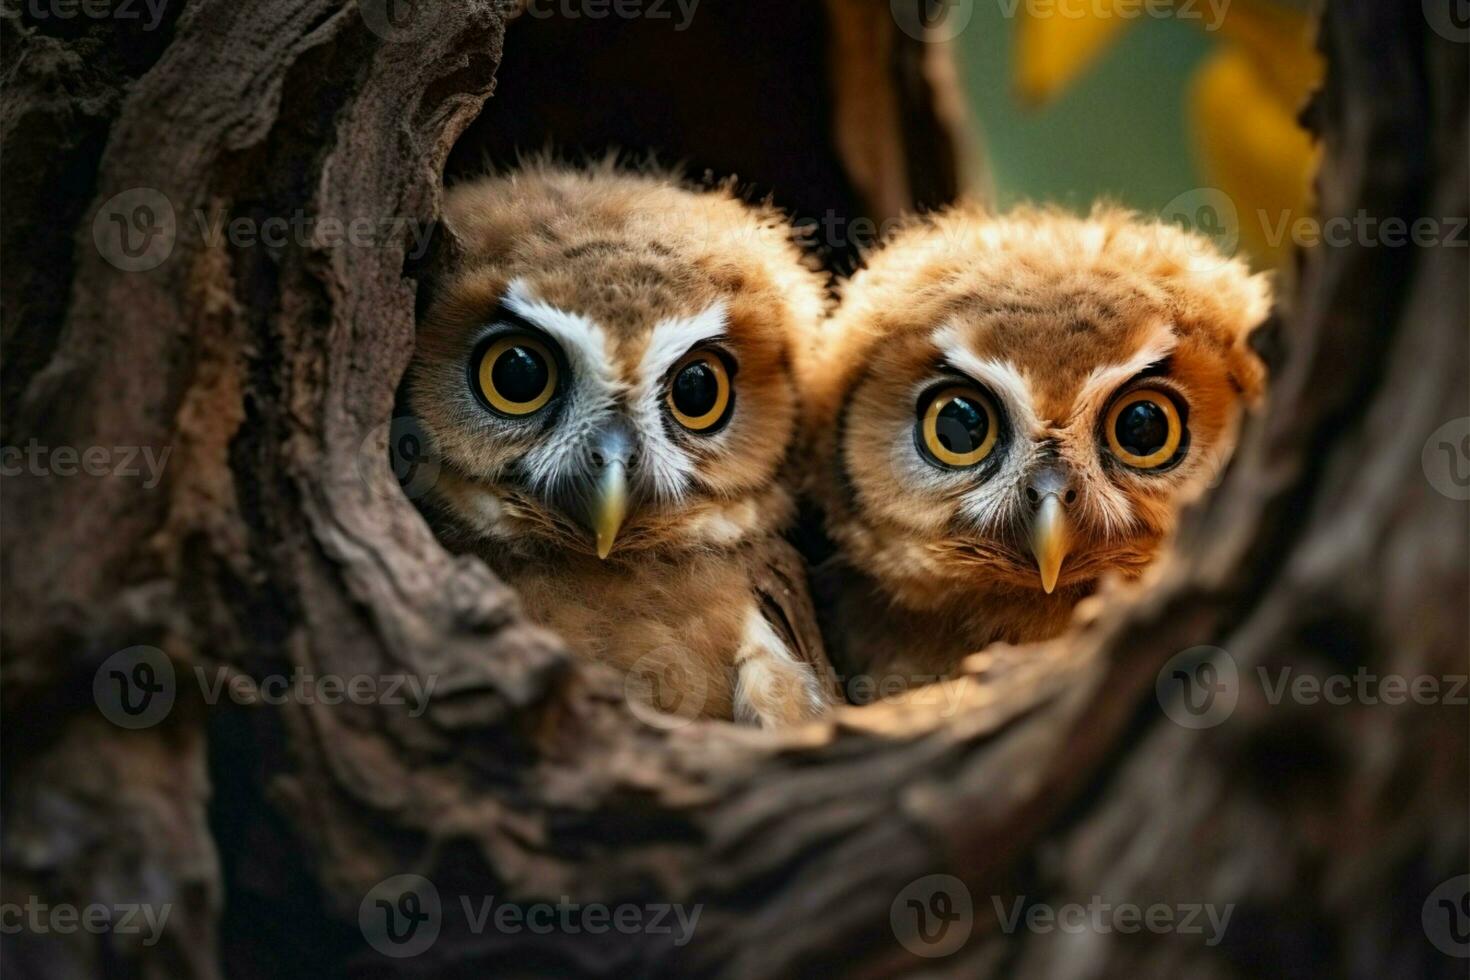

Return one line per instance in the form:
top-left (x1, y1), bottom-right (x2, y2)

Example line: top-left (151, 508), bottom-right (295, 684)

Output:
top-left (1, 1), bottom-right (1465, 979)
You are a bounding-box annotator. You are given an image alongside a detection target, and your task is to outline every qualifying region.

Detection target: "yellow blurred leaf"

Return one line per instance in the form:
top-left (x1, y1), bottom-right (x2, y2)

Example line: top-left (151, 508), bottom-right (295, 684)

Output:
top-left (1014, 0), bottom-right (1132, 107)
top-left (1008, 0), bottom-right (1323, 264)
top-left (1207, 0), bottom-right (1322, 108)
top-left (1190, 43), bottom-right (1319, 266)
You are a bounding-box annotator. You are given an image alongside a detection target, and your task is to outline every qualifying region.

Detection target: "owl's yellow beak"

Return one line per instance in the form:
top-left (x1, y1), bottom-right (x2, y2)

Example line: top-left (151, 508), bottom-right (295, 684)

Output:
top-left (1028, 494), bottom-right (1070, 594)
top-left (586, 419), bottom-right (637, 559)
top-left (593, 459), bottom-right (628, 560)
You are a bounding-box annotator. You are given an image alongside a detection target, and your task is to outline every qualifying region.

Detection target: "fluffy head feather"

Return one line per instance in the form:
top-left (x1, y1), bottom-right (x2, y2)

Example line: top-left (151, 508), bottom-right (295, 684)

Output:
top-left (410, 160), bottom-right (828, 560)
top-left (802, 201), bottom-right (1270, 644)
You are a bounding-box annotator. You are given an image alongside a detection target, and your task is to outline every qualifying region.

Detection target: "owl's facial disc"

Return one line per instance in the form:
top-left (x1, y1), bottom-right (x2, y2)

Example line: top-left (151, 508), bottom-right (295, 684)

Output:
top-left (453, 295), bottom-right (770, 557)
top-left (409, 170), bottom-right (822, 564)
top-left (816, 207), bottom-right (1270, 625)
top-left (865, 346), bottom-right (1203, 597)
top-left (909, 376), bottom-right (1077, 590)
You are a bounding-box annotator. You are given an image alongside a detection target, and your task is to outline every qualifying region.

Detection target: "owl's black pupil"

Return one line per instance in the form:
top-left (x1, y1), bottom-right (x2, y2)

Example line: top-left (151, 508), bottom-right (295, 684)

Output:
top-left (935, 396), bottom-right (988, 454)
top-left (492, 345), bottom-right (548, 403)
top-left (672, 361), bottom-right (719, 417)
top-left (1116, 400), bottom-right (1168, 455)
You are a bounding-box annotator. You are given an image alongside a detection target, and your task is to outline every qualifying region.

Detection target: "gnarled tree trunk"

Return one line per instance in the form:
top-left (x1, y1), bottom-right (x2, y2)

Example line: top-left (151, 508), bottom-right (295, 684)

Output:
top-left (1, 1), bottom-right (1465, 977)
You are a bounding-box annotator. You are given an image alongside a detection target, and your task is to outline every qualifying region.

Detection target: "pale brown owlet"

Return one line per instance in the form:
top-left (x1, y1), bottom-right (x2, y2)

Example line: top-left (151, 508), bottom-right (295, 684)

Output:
top-left (800, 202), bottom-right (1271, 693)
top-left (408, 161), bottom-right (840, 726)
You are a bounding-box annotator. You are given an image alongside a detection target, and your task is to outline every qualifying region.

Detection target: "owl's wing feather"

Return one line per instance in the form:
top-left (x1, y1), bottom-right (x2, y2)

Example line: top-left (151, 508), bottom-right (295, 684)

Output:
top-left (750, 537), bottom-right (843, 702)
top-left (813, 555), bottom-right (977, 696)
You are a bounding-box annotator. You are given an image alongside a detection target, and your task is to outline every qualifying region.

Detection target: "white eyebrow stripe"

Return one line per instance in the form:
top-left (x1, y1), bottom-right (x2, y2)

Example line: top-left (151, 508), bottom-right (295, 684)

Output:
top-left (1076, 322), bottom-right (1179, 411)
top-left (932, 323), bottom-right (1041, 435)
top-left (499, 278), bottom-right (621, 493)
top-left (502, 277), bottom-right (621, 391)
top-left (624, 302), bottom-right (729, 503)
top-left (636, 300), bottom-right (730, 384)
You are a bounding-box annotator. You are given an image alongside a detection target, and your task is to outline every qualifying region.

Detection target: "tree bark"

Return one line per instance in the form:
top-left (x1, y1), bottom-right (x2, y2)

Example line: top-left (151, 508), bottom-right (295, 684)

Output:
top-left (1, 1), bottom-right (1465, 978)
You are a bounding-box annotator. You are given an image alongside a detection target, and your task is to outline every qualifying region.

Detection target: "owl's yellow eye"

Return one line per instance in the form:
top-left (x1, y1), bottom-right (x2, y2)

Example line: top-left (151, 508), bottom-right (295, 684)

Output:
top-left (667, 351), bottom-right (732, 432)
top-left (1105, 389), bottom-right (1184, 469)
top-left (920, 386), bottom-right (1000, 468)
top-left (475, 335), bottom-right (558, 416)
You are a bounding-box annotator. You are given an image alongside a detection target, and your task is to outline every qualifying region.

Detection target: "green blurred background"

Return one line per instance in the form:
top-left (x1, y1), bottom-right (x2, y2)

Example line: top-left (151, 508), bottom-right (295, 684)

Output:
top-left (958, 10), bottom-right (1213, 212)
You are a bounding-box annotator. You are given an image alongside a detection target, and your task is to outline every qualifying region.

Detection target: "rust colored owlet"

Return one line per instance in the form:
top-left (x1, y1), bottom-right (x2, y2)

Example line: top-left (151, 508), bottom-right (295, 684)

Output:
top-left (801, 203), bottom-right (1270, 691)
top-left (409, 161), bottom-right (839, 726)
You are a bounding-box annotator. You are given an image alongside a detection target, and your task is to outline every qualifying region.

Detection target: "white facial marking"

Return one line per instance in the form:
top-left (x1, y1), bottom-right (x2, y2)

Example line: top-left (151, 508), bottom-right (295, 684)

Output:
top-left (1074, 321), bottom-right (1178, 421)
top-left (500, 278), bottom-right (622, 493)
top-left (933, 324), bottom-right (1041, 436)
top-left (906, 324), bottom-right (1038, 535)
top-left (629, 301), bottom-right (730, 502)
top-left (502, 278), bottom-right (617, 383)
top-left (637, 300), bottom-right (729, 383)
top-left (1064, 323), bottom-right (1181, 539)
